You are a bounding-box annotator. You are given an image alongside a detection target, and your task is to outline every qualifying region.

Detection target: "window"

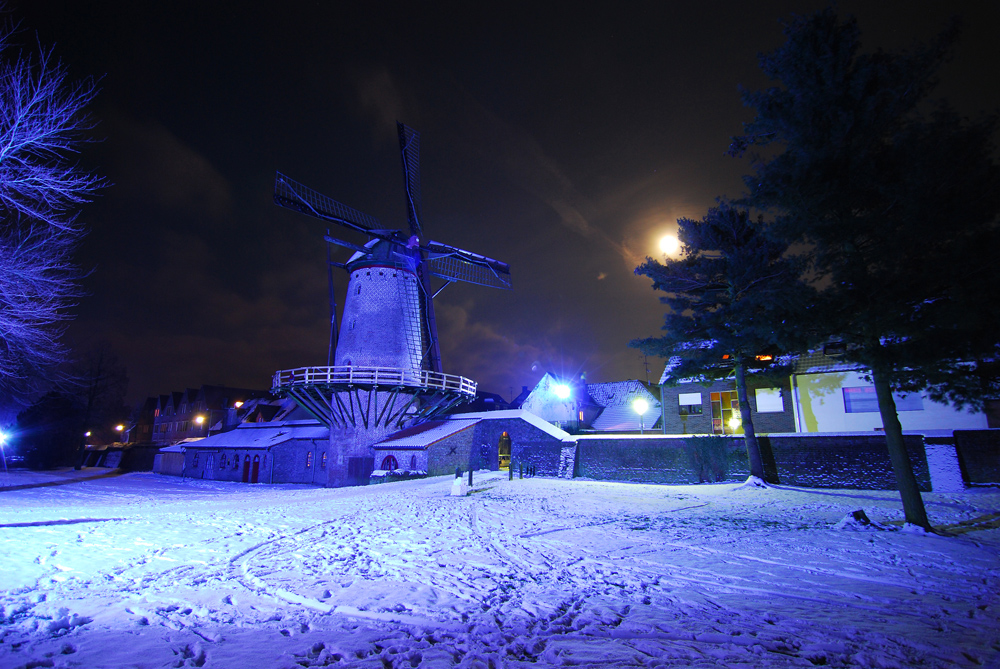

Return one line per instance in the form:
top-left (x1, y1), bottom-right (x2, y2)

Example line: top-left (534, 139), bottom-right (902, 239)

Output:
top-left (843, 386), bottom-right (924, 413)
top-left (410, 455), bottom-right (416, 470)
top-left (754, 388), bottom-right (784, 413)
top-left (233, 455), bottom-right (240, 470)
top-left (678, 393), bottom-right (703, 415)
top-left (356, 284), bottom-right (361, 295)
top-left (710, 391), bottom-right (740, 434)
top-left (180, 403), bottom-right (186, 414)
top-left (219, 454), bottom-right (227, 469)
top-left (192, 453), bottom-right (199, 467)
top-left (306, 451), bottom-right (313, 468)
top-left (320, 452), bottom-right (327, 469)
top-left (381, 455), bottom-right (398, 471)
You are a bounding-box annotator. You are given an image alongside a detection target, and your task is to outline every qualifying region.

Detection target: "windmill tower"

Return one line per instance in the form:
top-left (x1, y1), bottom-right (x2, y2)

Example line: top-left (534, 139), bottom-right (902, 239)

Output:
top-left (271, 123), bottom-right (512, 486)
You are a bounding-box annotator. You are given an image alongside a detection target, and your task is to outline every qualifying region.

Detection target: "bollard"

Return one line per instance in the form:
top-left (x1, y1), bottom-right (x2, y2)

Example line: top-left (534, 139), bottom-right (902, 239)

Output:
top-left (519, 463), bottom-right (523, 479)
top-left (455, 466), bottom-right (461, 479)
top-left (509, 465), bottom-right (513, 481)
top-left (468, 468), bottom-right (473, 487)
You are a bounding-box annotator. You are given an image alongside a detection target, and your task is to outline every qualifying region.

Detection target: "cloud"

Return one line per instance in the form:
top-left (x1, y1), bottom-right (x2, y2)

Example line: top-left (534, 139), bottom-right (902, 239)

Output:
top-left (106, 110), bottom-right (232, 217)
top-left (355, 68), bottom-right (408, 142)
top-left (433, 300), bottom-right (551, 394)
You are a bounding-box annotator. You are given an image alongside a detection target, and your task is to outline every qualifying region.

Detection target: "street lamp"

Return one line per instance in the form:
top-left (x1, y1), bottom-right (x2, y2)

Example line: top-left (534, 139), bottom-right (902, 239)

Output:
top-left (553, 384), bottom-right (571, 400)
top-left (115, 424), bottom-right (124, 432)
top-left (633, 397), bottom-right (649, 434)
top-left (233, 401), bottom-right (243, 408)
top-left (195, 415), bottom-right (205, 426)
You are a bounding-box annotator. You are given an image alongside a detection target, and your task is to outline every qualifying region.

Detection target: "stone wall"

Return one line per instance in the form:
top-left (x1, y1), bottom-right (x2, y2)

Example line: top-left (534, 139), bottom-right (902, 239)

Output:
top-left (573, 433), bottom-right (931, 491)
top-left (953, 429), bottom-right (1000, 486)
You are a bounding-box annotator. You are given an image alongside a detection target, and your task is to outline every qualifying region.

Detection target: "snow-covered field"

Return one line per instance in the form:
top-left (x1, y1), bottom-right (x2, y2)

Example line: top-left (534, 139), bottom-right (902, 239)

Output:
top-left (0, 469), bottom-right (998, 668)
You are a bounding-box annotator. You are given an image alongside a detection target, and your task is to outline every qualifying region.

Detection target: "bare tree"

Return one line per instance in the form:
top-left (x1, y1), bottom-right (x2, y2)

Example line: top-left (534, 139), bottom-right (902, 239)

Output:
top-left (0, 20), bottom-right (103, 413)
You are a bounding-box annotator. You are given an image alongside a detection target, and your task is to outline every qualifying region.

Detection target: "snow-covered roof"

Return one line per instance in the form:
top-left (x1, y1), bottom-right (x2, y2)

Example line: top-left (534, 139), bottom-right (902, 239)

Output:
top-left (183, 419), bottom-right (328, 450)
top-left (591, 405), bottom-right (659, 432)
top-left (587, 380), bottom-right (658, 408)
top-left (375, 419), bottom-right (479, 449)
top-left (448, 409), bottom-right (572, 441)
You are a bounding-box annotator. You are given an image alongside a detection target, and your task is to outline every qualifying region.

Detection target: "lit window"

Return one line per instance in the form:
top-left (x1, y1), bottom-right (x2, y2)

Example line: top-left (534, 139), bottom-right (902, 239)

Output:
top-left (710, 391), bottom-right (740, 434)
top-left (679, 392), bottom-right (703, 415)
top-left (320, 452), bottom-right (327, 469)
top-left (306, 451), bottom-right (313, 468)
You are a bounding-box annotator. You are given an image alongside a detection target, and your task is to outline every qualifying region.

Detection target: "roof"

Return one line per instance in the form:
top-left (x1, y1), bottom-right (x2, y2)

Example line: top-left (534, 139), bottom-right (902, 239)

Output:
top-left (586, 380), bottom-right (658, 408)
top-left (375, 419), bottom-right (479, 449)
top-left (183, 419), bottom-right (328, 449)
top-left (793, 350), bottom-right (863, 374)
top-left (450, 409), bottom-right (572, 441)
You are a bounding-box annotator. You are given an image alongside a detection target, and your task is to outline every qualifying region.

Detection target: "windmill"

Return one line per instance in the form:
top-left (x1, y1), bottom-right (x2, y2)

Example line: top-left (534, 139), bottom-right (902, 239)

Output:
top-left (270, 123), bottom-right (512, 485)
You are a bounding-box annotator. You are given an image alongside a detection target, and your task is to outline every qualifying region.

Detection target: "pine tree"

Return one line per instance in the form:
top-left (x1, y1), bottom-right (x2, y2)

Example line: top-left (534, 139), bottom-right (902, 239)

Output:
top-left (734, 9), bottom-right (1000, 529)
top-left (631, 203), bottom-right (810, 482)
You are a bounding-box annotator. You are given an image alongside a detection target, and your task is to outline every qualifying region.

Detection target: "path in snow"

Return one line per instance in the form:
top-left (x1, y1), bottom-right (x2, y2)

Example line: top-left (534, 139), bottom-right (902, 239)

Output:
top-left (0, 471), bottom-right (997, 668)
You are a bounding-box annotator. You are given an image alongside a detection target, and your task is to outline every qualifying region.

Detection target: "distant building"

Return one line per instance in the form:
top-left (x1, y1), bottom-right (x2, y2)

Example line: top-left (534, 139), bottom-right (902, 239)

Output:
top-left (653, 349), bottom-right (988, 436)
top-left (150, 385), bottom-right (270, 444)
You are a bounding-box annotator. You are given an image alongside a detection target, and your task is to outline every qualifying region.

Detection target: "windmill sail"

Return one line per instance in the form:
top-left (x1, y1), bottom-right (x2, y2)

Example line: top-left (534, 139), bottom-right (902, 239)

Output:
top-left (397, 123), bottom-right (423, 237)
top-left (425, 241), bottom-right (512, 289)
top-left (274, 172), bottom-right (381, 233)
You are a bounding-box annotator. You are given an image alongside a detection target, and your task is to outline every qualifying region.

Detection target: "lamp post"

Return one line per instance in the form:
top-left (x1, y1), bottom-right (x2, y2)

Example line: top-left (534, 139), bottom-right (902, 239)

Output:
top-left (633, 397), bottom-right (649, 435)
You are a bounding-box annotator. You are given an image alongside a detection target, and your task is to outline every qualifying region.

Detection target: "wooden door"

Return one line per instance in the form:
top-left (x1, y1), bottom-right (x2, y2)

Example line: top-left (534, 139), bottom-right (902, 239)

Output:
top-left (242, 455), bottom-right (251, 483)
top-left (251, 455), bottom-right (260, 483)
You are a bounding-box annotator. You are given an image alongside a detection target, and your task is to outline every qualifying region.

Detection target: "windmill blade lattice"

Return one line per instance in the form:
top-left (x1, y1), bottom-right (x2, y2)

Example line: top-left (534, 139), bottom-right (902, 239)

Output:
top-left (274, 172), bottom-right (382, 233)
top-left (397, 122), bottom-right (423, 237)
top-left (425, 241), bottom-right (512, 290)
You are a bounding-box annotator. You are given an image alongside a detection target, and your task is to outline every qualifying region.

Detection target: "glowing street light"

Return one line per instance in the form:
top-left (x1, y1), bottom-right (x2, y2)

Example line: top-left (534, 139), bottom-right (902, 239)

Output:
top-left (233, 401), bottom-right (244, 408)
top-left (84, 431), bottom-right (91, 438)
top-left (195, 415), bottom-right (206, 426)
top-left (553, 384), bottom-right (571, 400)
top-left (633, 397), bottom-right (649, 434)
top-left (115, 424), bottom-right (124, 432)
top-left (728, 415), bottom-right (742, 432)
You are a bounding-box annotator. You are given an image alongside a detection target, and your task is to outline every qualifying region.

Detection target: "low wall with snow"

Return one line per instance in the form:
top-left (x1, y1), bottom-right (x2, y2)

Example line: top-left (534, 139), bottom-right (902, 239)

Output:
top-left (572, 433), bottom-right (932, 491)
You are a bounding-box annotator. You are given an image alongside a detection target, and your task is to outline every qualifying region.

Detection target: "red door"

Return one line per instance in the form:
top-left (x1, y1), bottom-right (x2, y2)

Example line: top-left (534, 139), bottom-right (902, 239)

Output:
top-left (251, 455), bottom-right (260, 483)
top-left (242, 455), bottom-right (251, 483)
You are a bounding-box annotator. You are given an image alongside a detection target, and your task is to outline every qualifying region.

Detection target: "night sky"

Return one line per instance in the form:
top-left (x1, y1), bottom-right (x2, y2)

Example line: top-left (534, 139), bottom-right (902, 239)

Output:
top-left (10, 1), bottom-right (999, 406)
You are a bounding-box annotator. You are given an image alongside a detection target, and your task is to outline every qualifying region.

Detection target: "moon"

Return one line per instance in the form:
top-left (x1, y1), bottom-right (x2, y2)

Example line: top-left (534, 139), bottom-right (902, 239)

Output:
top-left (659, 234), bottom-right (679, 255)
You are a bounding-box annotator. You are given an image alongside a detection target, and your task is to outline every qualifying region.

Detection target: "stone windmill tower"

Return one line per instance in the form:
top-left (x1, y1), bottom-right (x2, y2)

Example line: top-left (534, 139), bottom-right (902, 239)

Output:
top-left (271, 123), bottom-right (512, 486)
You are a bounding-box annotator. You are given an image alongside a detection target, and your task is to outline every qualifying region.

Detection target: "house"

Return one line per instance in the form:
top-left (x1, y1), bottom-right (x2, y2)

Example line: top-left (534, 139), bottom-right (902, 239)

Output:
top-left (520, 373), bottom-right (601, 432)
top-left (518, 373), bottom-right (662, 433)
top-left (653, 348), bottom-right (988, 436)
top-left (789, 351), bottom-right (989, 435)
top-left (165, 418), bottom-right (329, 484)
top-left (151, 385), bottom-right (270, 444)
top-left (370, 409), bottom-right (571, 477)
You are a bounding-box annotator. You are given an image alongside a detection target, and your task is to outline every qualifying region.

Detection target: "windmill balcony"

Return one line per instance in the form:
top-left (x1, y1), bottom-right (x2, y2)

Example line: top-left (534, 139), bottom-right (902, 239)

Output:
top-left (272, 365), bottom-right (477, 396)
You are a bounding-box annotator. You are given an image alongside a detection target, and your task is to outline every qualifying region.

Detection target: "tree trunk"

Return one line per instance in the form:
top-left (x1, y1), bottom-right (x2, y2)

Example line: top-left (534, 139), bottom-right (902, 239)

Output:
top-left (871, 367), bottom-right (931, 530)
top-left (734, 361), bottom-right (766, 480)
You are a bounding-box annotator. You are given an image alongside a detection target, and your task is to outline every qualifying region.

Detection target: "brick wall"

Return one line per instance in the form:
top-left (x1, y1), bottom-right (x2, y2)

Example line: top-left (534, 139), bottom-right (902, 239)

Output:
top-left (576, 436), bottom-right (749, 484)
top-left (472, 420), bottom-right (564, 476)
top-left (573, 433), bottom-right (931, 491)
top-left (659, 379), bottom-right (796, 435)
top-left (953, 429), bottom-right (1000, 485)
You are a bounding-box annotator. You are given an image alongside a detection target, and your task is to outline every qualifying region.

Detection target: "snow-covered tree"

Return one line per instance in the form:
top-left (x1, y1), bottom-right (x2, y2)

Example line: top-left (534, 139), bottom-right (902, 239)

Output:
top-left (0, 23), bottom-right (102, 413)
top-left (733, 9), bottom-right (1000, 529)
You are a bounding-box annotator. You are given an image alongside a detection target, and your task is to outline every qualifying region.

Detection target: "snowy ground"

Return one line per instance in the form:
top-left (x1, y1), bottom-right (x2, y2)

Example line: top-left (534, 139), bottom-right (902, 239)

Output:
top-left (0, 470), bottom-right (998, 668)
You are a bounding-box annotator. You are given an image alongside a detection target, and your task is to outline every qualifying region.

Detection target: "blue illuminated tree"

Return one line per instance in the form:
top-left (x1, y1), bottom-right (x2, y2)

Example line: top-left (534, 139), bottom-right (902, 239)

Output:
top-left (0, 24), bottom-right (102, 413)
